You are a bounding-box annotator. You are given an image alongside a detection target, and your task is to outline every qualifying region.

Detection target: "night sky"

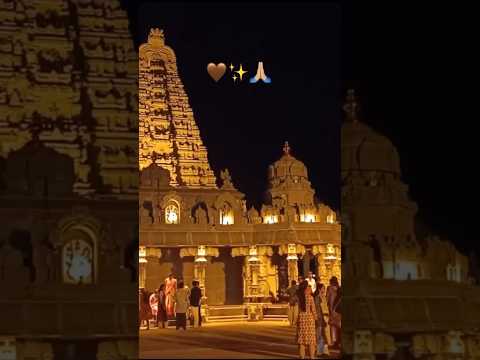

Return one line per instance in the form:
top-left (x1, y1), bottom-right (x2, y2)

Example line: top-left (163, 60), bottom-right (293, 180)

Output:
top-left (122, 2), bottom-right (477, 258)
top-left (123, 1), bottom-right (341, 211)
top-left (344, 3), bottom-right (477, 257)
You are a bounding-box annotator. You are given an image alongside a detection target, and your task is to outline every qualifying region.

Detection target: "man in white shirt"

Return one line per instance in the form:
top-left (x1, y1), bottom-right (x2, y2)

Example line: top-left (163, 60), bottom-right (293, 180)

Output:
top-left (306, 271), bottom-right (316, 293)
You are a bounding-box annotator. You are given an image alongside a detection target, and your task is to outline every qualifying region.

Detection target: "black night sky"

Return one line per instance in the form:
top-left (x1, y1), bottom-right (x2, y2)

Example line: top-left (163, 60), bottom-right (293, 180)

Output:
top-left (123, 2), bottom-right (477, 258)
top-left (124, 1), bottom-right (341, 212)
top-left (343, 3), bottom-right (477, 258)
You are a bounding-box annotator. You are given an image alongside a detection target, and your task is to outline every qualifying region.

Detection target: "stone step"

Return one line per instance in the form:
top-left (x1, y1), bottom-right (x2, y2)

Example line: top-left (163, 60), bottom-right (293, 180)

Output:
top-left (206, 315), bottom-right (248, 323)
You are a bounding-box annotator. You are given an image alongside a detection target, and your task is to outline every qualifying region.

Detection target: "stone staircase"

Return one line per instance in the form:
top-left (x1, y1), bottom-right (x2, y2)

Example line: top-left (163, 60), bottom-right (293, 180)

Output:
top-left (262, 304), bottom-right (289, 321)
top-left (206, 305), bottom-right (248, 322)
top-left (206, 304), bottom-right (288, 323)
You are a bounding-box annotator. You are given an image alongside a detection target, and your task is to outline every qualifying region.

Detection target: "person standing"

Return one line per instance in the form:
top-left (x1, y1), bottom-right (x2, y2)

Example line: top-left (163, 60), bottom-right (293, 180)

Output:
top-left (164, 273), bottom-right (177, 318)
top-left (326, 276), bottom-right (340, 349)
top-left (157, 284), bottom-right (168, 328)
top-left (174, 280), bottom-right (190, 331)
top-left (139, 288), bottom-right (153, 330)
top-left (296, 281), bottom-right (317, 359)
top-left (149, 289), bottom-right (159, 327)
top-left (306, 271), bottom-right (317, 293)
top-left (313, 282), bottom-right (330, 357)
top-left (286, 280), bottom-right (299, 327)
top-left (189, 280), bottom-right (202, 328)
top-left (330, 285), bottom-right (341, 350)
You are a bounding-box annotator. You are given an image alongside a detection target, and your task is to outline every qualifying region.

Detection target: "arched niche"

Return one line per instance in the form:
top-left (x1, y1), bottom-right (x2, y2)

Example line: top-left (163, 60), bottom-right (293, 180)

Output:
top-left (50, 213), bottom-right (103, 285)
top-left (160, 192), bottom-right (183, 224)
top-left (214, 193), bottom-right (239, 225)
top-left (191, 201), bottom-right (209, 225)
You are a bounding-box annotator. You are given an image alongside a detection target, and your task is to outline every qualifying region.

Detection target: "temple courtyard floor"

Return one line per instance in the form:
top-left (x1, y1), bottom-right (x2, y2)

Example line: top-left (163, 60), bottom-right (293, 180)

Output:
top-left (140, 320), bottom-right (340, 359)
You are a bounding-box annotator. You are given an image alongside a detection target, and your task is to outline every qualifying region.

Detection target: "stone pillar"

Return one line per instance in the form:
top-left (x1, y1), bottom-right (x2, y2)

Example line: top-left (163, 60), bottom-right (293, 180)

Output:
top-left (313, 244), bottom-right (340, 286)
top-left (138, 247), bottom-right (161, 290)
top-left (353, 330), bottom-right (375, 360)
top-left (15, 341), bottom-right (54, 360)
top-left (193, 245), bottom-right (208, 297)
top-left (179, 246), bottom-right (219, 323)
top-left (317, 257), bottom-right (329, 286)
top-left (287, 244), bottom-right (299, 284)
top-left (139, 246), bottom-right (147, 289)
top-left (333, 246), bottom-right (342, 285)
top-left (303, 250), bottom-right (311, 277)
top-left (97, 339), bottom-right (138, 360)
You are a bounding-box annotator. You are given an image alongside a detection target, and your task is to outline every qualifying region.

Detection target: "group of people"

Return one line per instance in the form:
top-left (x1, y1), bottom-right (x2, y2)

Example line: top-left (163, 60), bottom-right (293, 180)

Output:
top-left (139, 273), bottom-right (203, 331)
top-left (286, 272), bottom-right (341, 359)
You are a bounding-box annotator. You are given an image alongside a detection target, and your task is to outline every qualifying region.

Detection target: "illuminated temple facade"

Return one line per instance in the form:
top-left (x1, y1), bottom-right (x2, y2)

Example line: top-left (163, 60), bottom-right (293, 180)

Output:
top-left (138, 29), bottom-right (341, 320)
top-left (341, 90), bottom-right (480, 359)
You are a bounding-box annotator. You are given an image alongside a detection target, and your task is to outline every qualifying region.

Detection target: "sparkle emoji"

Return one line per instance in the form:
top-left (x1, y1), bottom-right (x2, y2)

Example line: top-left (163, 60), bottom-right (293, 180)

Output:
top-left (234, 64), bottom-right (248, 81)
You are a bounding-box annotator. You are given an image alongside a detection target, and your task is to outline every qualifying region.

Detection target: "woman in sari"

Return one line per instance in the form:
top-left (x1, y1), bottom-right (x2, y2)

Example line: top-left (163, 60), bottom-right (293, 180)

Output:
top-left (164, 273), bottom-right (177, 318)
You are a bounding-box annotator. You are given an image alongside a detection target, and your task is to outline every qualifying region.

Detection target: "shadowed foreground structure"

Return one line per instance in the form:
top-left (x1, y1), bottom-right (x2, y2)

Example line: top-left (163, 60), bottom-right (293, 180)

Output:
top-left (0, 1), bottom-right (138, 359)
top-left (341, 90), bottom-right (480, 359)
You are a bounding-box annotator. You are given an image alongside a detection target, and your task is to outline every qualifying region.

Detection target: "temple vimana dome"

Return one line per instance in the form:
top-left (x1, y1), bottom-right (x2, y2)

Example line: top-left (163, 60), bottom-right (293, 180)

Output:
top-left (139, 28), bottom-right (341, 322)
top-left (341, 89), bottom-right (480, 359)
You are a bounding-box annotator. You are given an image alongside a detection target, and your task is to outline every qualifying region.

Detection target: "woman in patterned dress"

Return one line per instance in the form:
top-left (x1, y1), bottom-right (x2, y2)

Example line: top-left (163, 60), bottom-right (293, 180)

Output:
top-left (296, 280), bottom-right (317, 359)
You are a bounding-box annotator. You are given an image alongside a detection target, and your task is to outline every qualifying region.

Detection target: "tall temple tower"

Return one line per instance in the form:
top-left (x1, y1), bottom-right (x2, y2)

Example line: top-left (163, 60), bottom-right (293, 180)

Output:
top-left (0, 0), bottom-right (138, 199)
top-left (139, 28), bottom-right (217, 188)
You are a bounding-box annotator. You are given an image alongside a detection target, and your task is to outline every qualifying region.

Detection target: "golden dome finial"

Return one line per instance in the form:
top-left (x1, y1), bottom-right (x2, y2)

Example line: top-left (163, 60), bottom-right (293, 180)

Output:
top-left (148, 28), bottom-right (165, 47)
top-left (283, 141), bottom-right (291, 155)
top-left (343, 89), bottom-right (359, 123)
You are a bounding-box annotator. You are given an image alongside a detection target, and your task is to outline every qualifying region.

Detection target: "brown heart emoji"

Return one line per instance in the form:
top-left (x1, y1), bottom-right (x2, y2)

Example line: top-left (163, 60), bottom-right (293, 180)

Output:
top-left (207, 63), bottom-right (226, 82)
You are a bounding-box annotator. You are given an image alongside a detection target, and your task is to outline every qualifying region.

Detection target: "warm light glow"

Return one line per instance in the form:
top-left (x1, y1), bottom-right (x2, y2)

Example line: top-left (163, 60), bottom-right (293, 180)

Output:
top-left (195, 256), bottom-right (207, 263)
top-left (264, 215), bottom-right (278, 224)
top-left (248, 245), bottom-right (259, 262)
top-left (287, 243), bottom-right (298, 260)
top-left (300, 213), bottom-right (316, 223)
top-left (195, 246), bottom-right (208, 263)
top-left (165, 203), bottom-right (179, 224)
top-left (197, 245), bottom-right (206, 257)
top-left (327, 244), bottom-right (335, 254)
top-left (220, 204), bottom-right (234, 225)
top-left (220, 214), bottom-right (234, 225)
top-left (139, 246), bottom-right (147, 263)
top-left (324, 245), bottom-right (336, 260)
top-left (326, 214), bottom-right (335, 224)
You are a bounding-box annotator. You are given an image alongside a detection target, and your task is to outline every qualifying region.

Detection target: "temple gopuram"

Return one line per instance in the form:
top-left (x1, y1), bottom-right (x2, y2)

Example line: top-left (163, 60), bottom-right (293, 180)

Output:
top-left (341, 90), bottom-right (480, 359)
top-left (0, 1), bottom-right (138, 359)
top-left (138, 29), bottom-right (341, 321)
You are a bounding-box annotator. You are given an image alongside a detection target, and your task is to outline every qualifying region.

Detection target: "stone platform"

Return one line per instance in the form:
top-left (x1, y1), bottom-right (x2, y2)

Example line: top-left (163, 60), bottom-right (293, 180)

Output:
top-left (139, 321), bottom-right (340, 359)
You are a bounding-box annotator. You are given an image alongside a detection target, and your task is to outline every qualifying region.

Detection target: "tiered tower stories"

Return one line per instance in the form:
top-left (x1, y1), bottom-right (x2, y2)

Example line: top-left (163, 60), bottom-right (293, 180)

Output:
top-left (139, 28), bottom-right (217, 188)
